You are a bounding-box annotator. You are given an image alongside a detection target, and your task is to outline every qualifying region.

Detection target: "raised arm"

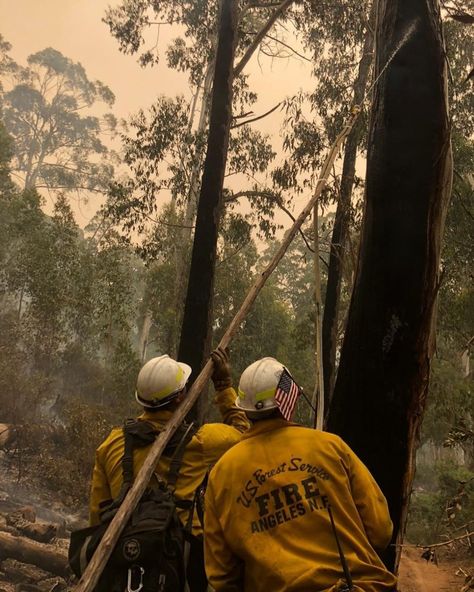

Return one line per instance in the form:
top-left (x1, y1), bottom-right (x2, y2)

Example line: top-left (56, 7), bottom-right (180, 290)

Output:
top-left (211, 347), bottom-right (250, 433)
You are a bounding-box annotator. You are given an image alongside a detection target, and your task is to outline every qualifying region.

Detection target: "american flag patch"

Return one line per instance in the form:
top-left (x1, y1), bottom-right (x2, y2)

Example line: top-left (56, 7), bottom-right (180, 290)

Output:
top-left (274, 369), bottom-right (300, 420)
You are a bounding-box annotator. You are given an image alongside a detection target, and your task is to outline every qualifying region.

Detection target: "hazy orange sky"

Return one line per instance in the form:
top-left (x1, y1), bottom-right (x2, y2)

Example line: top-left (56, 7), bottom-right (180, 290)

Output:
top-left (1, 0), bottom-right (314, 225)
top-left (1, 0), bottom-right (312, 119)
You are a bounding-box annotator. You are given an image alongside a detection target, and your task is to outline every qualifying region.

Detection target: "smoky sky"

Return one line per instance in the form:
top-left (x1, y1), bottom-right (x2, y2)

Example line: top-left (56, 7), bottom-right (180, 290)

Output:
top-left (1, 0), bottom-right (314, 226)
top-left (1, 0), bottom-right (311, 120)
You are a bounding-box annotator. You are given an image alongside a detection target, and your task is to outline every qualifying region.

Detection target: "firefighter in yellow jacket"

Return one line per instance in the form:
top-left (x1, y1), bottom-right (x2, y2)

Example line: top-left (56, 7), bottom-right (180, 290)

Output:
top-left (89, 348), bottom-right (249, 592)
top-left (204, 357), bottom-right (398, 592)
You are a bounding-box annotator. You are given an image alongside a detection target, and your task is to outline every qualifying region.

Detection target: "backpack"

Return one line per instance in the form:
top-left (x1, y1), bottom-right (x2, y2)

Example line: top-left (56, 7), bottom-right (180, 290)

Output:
top-left (69, 419), bottom-right (198, 592)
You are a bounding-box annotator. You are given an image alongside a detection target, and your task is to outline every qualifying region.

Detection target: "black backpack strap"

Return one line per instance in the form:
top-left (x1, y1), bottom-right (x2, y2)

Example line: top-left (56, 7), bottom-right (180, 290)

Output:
top-left (326, 502), bottom-right (354, 590)
top-left (166, 422), bottom-right (197, 493)
top-left (121, 419), bottom-right (137, 488)
top-left (181, 470), bottom-right (209, 543)
top-left (113, 419), bottom-right (158, 508)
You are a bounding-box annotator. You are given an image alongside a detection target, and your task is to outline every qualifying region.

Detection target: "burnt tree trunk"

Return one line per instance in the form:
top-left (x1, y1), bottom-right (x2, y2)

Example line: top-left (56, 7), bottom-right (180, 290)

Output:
top-left (326, 0), bottom-right (452, 572)
top-left (322, 6), bottom-right (375, 414)
top-left (177, 0), bottom-right (239, 423)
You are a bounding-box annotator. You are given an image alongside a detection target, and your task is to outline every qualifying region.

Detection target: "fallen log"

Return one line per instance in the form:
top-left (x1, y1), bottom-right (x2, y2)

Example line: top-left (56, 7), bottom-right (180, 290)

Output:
top-left (0, 533), bottom-right (69, 578)
top-left (15, 524), bottom-right (56, 546)
top-left (0, 515), bottom-right (17, 535)
top-left (0, 425), bottom-right (66, 450)
top-left (0, 559), bottom-right (50, 585)
top-left (5, 510), bottom-right (56, 545)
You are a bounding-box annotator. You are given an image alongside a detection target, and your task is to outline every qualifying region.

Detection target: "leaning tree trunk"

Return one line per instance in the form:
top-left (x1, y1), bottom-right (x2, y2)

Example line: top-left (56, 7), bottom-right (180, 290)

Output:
top-left (326, 0), bottom-right (452, 572)
top-left (177, 0), bottom-right (239, 423)
top-left (322, 4), bottom-right (375, 414)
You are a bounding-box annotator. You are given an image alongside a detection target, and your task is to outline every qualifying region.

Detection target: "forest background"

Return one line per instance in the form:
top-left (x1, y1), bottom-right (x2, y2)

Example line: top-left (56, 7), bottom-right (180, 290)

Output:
top-left (0, 0), bottom-right (472, 556)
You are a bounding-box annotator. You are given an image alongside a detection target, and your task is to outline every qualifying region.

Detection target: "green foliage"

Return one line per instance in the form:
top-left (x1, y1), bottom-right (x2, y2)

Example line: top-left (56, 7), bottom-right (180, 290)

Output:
top-left (0, 36), bottom-right (116, 195)
top-left (103, 92), bottom-right (277, 251)
top-left (27, 400), bottom-right (117, 504)
top-left (408, 462), bottom-right (474, 544)
top-left (444, 18), bottom-right (474, 138)
top-left (0, 134), bottom-right (143, 413)
top-left (104, 0), bottom-right (219, 79)
top-left (274, 0), bottom-right (371, 203)
top-left (422, 132), bottom-right (473, 455)
top-left (102, 0), bottom-right (308, 258)
top-left (0, 141), bottom-right (143, 501)
top-left (212, 229), bottom-right (317, 417)
top-left (423, 357), bottom-right (473, 447)
top-left (0, 121), bottom-right (13, 193)
top-left (0, 310), bottom-right (48, 424)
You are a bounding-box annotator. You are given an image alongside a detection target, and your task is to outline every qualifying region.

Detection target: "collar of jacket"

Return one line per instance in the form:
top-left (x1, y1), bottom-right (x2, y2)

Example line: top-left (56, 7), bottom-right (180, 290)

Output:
top-left (241, 417), bottom-right (297, 441)
top-left (138, 408), bottom-right (174, 429)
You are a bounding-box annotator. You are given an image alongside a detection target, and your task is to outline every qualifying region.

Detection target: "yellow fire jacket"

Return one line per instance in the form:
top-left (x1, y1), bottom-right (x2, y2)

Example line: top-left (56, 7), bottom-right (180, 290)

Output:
top-left (204, 418), bottom-right (397, 592)
top-left (89, 387), bottom-right (249, 535)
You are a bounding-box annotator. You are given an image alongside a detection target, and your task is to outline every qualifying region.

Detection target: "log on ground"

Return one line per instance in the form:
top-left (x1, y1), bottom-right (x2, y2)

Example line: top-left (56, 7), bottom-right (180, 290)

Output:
top-left (0, 533), bottom-right (69, 578)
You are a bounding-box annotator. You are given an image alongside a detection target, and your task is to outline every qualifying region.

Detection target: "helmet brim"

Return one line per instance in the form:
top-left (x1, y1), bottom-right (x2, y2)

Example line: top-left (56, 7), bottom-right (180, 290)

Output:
top-left (235, 396), bottom-right (278, 418)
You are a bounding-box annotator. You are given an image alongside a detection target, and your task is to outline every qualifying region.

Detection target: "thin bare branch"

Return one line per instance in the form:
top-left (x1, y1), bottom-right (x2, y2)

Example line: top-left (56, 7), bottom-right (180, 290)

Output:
top-left (35, 185), bottom-right (105, 193)
top-left (395, 531), bottom-right (474, 549)
top-left (234, 0), bottom-right (296, 77)
top-left (224, 189), bottom-right (329, 268)
top-left (231, 102), bottom-right (281, 128)
top-left (265, 33), bottom-right (312, 62)
top-left (216, 241), bottom-right (249, 267)
top-left (233, 110), bottom-right (254, 119)
top-left (260, 46), bottom-right (290, 60)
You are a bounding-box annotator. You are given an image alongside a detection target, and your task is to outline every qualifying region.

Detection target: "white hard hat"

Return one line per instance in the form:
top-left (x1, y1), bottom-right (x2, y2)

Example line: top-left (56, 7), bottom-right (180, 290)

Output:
top-left (236, 357), bottom-right (286, 418)
top-left (136, 355), bottom-right (192, 409)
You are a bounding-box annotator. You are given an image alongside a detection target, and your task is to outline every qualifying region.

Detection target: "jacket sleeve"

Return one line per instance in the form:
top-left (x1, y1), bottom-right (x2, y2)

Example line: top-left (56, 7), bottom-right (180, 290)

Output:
top-left (89, 450), bottom-right (111, 526)
top-left (214, 387), bottom-right (250, 433)
top-left (204, 476), bottom-right (244, 591)
top-left (199, 388), bottom-right (250, 467)
top-left (343, 441), bottom-right (393, 550)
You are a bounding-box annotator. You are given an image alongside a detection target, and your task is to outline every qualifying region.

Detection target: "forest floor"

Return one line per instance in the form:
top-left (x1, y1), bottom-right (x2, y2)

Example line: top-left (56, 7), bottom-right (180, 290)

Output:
top-left (398, 546), bottom-right (472, 592)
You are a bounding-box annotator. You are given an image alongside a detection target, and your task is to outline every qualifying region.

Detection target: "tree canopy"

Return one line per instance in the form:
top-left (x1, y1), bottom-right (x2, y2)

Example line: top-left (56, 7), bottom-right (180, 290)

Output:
top-left (0, 37), bottom-right (116, 196)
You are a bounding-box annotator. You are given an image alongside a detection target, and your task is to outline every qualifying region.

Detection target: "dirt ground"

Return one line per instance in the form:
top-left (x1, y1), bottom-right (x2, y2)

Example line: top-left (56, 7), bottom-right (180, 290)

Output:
top-left (398, 546), bottom-right (467, 592)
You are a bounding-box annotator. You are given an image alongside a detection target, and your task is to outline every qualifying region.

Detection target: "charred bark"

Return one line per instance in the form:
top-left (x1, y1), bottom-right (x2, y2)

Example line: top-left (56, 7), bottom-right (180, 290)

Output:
top-left (177, 0), bottom-right (239, 423)
top-left (322, 7), bottom-right (375, 413)
top-left (326, 0), bottom-right (452, 572)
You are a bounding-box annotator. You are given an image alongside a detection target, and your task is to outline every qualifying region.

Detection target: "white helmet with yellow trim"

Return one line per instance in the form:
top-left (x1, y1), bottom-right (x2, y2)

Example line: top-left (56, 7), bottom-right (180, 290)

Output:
top-left (136, 355), bottom-right (192, 409)
top-left (236, 357), bottom-right (286, 418)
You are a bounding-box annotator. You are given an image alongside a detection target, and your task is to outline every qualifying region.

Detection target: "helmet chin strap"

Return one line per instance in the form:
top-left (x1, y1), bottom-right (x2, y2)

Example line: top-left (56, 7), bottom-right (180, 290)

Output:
top-left (138, 390), bottom-right (181, 410)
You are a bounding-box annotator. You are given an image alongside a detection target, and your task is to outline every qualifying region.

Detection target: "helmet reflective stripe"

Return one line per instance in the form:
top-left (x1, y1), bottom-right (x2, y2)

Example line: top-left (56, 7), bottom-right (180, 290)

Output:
top-left (136, 355), bottom-right (192, 408)
top-left (255, 388), bottom-right (278, 402)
